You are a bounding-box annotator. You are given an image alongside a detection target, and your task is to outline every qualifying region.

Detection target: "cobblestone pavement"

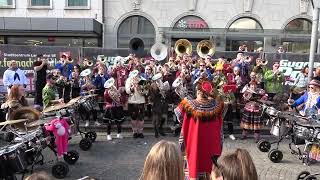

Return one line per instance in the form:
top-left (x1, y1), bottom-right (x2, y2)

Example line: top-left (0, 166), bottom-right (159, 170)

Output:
top-left (11, 133), bottom-right (320, 180)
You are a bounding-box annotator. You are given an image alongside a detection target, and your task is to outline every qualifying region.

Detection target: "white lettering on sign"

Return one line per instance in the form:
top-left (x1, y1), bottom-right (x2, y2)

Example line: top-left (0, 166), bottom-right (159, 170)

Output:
top-left (279, 59), bottom-right (320, 85)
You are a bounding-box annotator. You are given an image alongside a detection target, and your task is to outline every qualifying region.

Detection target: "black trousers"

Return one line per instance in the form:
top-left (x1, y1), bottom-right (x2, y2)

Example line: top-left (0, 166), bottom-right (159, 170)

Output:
top-left (35, 82), bottom-right (46, 106)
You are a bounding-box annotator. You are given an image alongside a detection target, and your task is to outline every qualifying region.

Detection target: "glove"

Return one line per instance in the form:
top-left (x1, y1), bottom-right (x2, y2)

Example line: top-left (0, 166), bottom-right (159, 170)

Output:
top-left (23, 84), bottom-right (27, 88)
top-left (8, 85), bottom-right (13, 89)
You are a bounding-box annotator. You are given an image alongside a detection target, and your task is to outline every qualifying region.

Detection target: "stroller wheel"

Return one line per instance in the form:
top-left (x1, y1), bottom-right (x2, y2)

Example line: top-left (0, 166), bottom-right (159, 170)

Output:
top-left (52, 161), bottom-right (69, 179)
top-left (257, 139), bottom-right (271, 152)
top-left (304, 175), bottom-right (317, 180)
top-left (85, 131), bottom-right (97, 142)
top-left (4, 132), bottom-right (14, 142)
top-left (79, 138), bottom-right (92, 151)
top-left (268, 149), bottom-right (283, 163)
top-left (64, 150), bottom-right (79, 165)
top-left (297, 171), bottom-right (311, 180)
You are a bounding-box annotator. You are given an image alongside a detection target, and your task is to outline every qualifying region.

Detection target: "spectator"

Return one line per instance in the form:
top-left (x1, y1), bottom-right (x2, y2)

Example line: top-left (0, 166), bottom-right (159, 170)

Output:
top-left (3, 60), bottom-right (28, 94)
top-left (140, 140), bottom-right (184, 180)
top-left (211, 149), bottom-right (258, 180)
top-left (277, 46), bottom-right (285, 53)
top-left (292, 65), bottom-right (309, 99)
top-left (314, 66), bottom-right (320, 81)
top-left (25, 171), bottom-right (52, 180)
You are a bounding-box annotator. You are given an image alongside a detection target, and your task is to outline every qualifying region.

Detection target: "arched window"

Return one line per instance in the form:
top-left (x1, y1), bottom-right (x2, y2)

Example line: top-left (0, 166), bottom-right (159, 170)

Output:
top-left (228, 17), bottom-right (263, 30)
top-left (117, 15), bottom-right (155, 48)
top-left (284, 18), bottom-right (312, 33)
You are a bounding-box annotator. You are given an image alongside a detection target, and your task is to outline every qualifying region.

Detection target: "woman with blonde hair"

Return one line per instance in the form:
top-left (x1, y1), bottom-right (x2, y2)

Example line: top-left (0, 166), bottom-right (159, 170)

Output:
top-left (140, 140), bottom-right (184, 180)
top-left (211, 149), bottom-right (258, 180)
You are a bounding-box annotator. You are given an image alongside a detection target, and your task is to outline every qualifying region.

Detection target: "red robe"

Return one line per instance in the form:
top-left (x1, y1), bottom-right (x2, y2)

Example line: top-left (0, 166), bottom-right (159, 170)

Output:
top-left (175, 98), bottom-right (224, 178)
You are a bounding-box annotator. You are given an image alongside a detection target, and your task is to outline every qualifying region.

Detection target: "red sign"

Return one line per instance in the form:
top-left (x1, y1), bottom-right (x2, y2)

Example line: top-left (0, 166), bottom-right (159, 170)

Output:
top-left (174, 16), bottom-right (208, 29)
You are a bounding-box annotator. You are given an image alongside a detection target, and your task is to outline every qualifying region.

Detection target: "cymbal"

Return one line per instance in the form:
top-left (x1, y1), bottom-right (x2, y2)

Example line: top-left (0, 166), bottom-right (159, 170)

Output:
top-left (0, 119), bottom-right (29, 126)
top-left (43, 104), bottom-right (67, 113)
top-left (26, 118), bottom-right (52, 127)
top-left (65, 97), bottom-right (82, 107)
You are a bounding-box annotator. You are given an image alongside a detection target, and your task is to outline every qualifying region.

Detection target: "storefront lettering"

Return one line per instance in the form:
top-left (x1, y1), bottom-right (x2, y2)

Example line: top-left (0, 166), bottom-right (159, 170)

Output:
top-left (279, 59), bottom-right (320, 85)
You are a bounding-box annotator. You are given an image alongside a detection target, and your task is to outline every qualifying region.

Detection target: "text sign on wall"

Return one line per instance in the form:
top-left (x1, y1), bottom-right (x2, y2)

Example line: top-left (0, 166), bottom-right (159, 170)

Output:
top-left (174, 16), bottom-right (208, 29)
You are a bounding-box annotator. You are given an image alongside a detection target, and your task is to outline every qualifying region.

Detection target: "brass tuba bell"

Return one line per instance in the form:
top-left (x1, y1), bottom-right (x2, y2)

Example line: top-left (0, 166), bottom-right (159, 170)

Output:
top-left (150, 43), bottom-right (168, 61)
top-left (197, 40), bottom-right (215, 58)
top-left (174, 39), bottom-right (192, 56)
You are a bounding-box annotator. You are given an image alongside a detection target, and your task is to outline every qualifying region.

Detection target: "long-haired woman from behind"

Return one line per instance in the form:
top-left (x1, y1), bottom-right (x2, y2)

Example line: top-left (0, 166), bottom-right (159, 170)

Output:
top-left (211, 148), bottom-right (258, 180)
top-left (140, 140), bottom-right (184, 180)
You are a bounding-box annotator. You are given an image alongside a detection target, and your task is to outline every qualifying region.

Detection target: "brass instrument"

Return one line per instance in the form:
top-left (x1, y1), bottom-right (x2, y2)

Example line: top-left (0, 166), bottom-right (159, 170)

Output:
top-left (87, 60), bottom-right (94, 67)
top-left (174, 39), bottom-right (192, 56)
top-left (84, 58), bottom-right (94, 67)
top-left (67, 57), bottom-right (74, 64)
top-left (152, 73), bottom-right (170, 99)
top-left (97, 55), bottom-right (107, 63)
top-left (150, 43), bottom-right (168, 61)
top-left (196, 40), bottom-right (215, 58)
top-left (261, 59), bottom-right (268, 66)
top-left (172, 78), bottom-right (188, 99)
top-left (241, 85), bottom-right (256, 101)
top-left (129, 38), bottom-right (144, 54)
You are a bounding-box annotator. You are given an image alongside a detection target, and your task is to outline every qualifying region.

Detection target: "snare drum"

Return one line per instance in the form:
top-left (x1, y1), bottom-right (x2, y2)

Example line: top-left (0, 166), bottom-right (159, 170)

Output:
top-left (79, 97), bottom-right (94, 112)
top-left (270, 118), bottom-right (287, 137)
top-left (0, 143), bottom-right (27, 175)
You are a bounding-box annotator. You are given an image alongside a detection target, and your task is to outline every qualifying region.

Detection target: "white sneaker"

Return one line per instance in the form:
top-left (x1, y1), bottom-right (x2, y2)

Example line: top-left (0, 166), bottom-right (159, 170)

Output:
top-left (85, 121), bottom-right (90, 127)
top-left (107, 135), bottom-right (112, 141)
top-left (117, 134), bottom-right (123, 139)
top-left (229, 134), bottom-right (236, 141)
top-left (95, 121), bottom-right (101, 126)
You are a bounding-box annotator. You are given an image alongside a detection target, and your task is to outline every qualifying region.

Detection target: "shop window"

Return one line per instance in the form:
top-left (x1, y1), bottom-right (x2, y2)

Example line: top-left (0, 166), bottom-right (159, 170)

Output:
top-left (228, 17), bottom-right (263, 31)
top-left (117, 15), bottom-right (155, 48)
top-left (284, 18), bottom-right (312, 33)
top-left (226, 39), bottom-right (263, 52)
top-left (282, 41), bottom-right (310, 53)
top-left (65, 0), bottom-right (89, 9)
top-left (29, 0), bottom-right (52, 8)
top-left (0, 36), bottom-right (5, 44)
top-left (0, 0), bottom-right (15, 8)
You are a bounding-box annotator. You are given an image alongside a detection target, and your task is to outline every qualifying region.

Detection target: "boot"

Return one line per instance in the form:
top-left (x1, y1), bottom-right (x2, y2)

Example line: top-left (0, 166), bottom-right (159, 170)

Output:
top-left (240, 130), bottom-right (247, 140)
top-left (254, 132), bottom-right (260, 143)
top-left (154, 127), bottom-right (159, 138)
top-left (159, 118), bottom-right (167, 136)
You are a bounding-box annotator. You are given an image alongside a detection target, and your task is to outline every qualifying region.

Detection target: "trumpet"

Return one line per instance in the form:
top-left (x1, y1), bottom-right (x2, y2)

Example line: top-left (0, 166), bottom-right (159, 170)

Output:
top-left (87, 60), bottom-right (94, 67)
top-left (67, 57), bottom-right (74, 64)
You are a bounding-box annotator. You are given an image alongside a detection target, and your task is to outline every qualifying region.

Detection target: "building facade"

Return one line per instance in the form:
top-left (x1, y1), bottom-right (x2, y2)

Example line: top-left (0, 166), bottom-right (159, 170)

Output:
top-left (0, 0), bottom-right (103, 47)
top-left (103, 0), bottom-right (314, 53)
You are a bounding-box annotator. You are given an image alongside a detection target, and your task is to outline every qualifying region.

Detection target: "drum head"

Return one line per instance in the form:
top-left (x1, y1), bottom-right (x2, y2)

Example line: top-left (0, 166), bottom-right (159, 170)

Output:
top-left (10, 107), bottom-right (40, 131)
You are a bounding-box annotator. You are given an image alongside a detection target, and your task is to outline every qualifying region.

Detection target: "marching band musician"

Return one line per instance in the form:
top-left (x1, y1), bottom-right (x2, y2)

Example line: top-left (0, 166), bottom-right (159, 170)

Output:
top-left (288, 79), bottom-right (320, 116)
top-left (111, 56), bottom-right (129, 104)
top-left (141, 65), bottom-right (154, 121)
top-left (93, 66), bottom-right (110, 112)
top-left (264, 61), bottom-right (285, 99)
top-left (241, 80), bottom-right (268, 142)
top-left (232, 53), bottom-right (252, 85)
top-left (70, 65), bottom-right (81, 98)
top-left (212, 64), bottom-right (227, 90)
top-left (80, 71), bottom-right (100, 127)
top-left (55, 54), bottom-right (73, 103)
top-left (42, 74), bottom-right (63, 109)
top-left (175, 77), bottom-right (224, 179)
top-left (33, 54), bottom-right (49, 107)
top-left (3, 60), bottom-right (28, 95)
top-left (104, 78), bottom-right (125, 141)
top-left (149, 73), bottom-right (170, 138)
top-left (252, 58), bottom-right (267, 89)
top-left (192, 59), bottom-right (213, 83)
top-left (125, 70), bottom-right (147, 138)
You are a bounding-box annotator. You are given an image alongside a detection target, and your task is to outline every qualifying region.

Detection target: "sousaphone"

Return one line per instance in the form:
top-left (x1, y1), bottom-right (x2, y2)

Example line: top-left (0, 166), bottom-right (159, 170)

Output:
top-left (10, 107), bottom-right (41, 131)
top-left (174, 39), bottom-right (192, 56)
top-left (151, 43), bottom-right (168, 61)
top-left (197, 40), bottom-right (215, 58)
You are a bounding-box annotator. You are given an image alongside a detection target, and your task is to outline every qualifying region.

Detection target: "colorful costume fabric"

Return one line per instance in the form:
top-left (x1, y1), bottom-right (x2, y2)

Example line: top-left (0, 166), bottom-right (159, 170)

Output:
top-left (241, 89), bottom-right (267, 131)
top-left (42, 84), bottom-right (56, 108)
top-left (45, 118), bottom-right (70, 157)
top-left (175, 98), bottom-right (223, 179)
top-left (264, 70), bottom-right (284, 94)
top-left (292, 92), bottom-right (320, 116)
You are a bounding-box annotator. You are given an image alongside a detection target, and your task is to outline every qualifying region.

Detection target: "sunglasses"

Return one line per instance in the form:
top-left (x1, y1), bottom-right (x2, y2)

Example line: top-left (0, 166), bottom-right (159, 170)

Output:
top-left (309, 86), bottom-right (315, 89)
top-left (200, 64), bottom-right (205, 67)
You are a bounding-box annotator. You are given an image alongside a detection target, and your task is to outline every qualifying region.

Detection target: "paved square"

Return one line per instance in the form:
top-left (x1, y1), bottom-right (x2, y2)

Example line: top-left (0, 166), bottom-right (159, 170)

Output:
top-left (28, 134), bottom-right (320, 180)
